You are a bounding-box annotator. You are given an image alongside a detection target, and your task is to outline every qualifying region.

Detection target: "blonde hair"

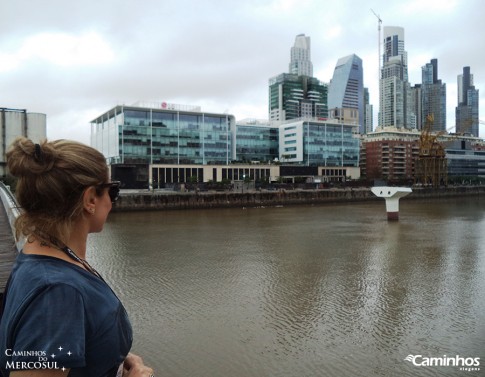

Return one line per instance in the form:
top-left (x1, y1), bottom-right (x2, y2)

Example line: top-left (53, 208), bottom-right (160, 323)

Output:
top-left (6, 137), bottom-right (108, 245)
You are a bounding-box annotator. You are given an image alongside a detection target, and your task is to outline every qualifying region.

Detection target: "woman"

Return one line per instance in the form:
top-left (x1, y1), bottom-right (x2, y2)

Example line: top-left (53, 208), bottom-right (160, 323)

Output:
top-left (0, 137), bottom-right (154, 377)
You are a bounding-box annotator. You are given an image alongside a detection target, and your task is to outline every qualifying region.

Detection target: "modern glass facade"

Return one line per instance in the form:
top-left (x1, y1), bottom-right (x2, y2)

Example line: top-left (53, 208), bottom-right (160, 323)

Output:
top-left (328, 54), bottom-right (364, 133)
top-left (304, 122), bottom-right (359, 166)
top-left (269, 73), bottom-right (328, 123)
top-left (235, 122), bottom-right (279, 162)
top-left (91, 104), bottom-right (235, 165)
top-left (456, 67), bottom-right (479, 137)
top-left (447, 151), bottom-right (485, 176)
top-left (379, 26), bottom-right (411, 129)
top-left (421, 59), bottom-right (446, 132)
top-left (279, 120), bottom-right (359, 166)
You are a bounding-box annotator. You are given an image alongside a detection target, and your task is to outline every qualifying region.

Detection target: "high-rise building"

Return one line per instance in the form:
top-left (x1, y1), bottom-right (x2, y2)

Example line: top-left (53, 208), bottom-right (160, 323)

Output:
top-left (421, 59), bottom-right (446, 132)
top-left (379, 26), bottom-right (411, 129)
top-left (456, 66), bottom-right (479, 136)
top-left (289, 34), bottom-right (313, 77)
top-left (409, 84), bottom-right (422, 130)
top-left (268, 73), bottom-right (327, 123)
top-left (328, 54), bottom-right (365, 133)
top-left (364, 88), bottom-right (373, 134)
top-left (269, 34), bottom-right (326, 123)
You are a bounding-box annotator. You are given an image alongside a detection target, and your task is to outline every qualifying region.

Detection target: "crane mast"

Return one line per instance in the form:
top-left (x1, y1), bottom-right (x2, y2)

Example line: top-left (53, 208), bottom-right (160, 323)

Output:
top-left (371, 9), bottom-right (382, 81)
top-left (371, 9), bottom-right (382, 127)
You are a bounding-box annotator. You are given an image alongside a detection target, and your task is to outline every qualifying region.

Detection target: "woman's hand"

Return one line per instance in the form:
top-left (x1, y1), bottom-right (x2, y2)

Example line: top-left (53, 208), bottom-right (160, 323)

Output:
top-left (123, 353), bottom-right (154, 377)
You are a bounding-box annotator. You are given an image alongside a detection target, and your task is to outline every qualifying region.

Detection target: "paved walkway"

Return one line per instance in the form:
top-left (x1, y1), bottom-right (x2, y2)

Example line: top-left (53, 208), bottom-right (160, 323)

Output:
top-left (0, 202), bottom-right (17, 293)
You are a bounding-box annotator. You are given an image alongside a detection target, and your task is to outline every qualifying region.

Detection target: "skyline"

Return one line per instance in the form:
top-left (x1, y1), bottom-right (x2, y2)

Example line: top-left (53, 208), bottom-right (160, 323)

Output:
top-left (1, 0), bottom-right (484, 144)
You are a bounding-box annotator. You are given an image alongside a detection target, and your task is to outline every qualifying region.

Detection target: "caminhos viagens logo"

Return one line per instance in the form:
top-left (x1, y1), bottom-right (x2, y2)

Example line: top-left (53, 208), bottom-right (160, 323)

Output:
top-left (404, 354), bottom-right (481, 372)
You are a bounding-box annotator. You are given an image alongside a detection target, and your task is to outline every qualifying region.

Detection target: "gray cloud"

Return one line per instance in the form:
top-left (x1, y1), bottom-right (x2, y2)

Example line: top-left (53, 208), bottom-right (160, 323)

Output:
top-left (1, 0), bottom-right (484, 144)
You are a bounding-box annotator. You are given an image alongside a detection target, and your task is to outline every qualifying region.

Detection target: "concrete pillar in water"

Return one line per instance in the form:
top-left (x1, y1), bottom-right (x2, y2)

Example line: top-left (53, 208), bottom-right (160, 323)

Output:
top-left (371, 186), bottom-right (412, 220)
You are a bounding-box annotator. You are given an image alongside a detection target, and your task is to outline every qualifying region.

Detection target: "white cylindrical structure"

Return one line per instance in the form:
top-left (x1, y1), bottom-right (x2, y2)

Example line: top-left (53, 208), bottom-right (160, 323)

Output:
top-left (371, 186), bottom-right (412, 220)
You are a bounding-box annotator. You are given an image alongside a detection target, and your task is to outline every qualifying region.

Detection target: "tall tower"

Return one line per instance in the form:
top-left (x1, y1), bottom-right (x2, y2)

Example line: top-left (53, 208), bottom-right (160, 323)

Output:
top-left (421, 59), bottom-right (446, 132)
top-left (289, 34), bottom-right (313, 77)
top-left (379, 26), bottom-right (410, 129)
top-left (364, 88), bottom-right (373, 134)
top-left (328, 54), bottom-right (364, 133)
top-left (456, 66), bottom-right (479, 136)
top-left (268, 73), bottom-right (327, 123)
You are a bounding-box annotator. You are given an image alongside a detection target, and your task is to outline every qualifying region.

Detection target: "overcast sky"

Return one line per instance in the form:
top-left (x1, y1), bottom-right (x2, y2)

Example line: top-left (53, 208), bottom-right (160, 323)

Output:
top-left (1, 0), bottom-right (484, 144)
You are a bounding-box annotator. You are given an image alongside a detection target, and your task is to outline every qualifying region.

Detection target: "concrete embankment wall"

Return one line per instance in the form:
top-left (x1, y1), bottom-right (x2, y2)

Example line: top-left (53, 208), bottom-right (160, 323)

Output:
top-left (113, 186), bottom-right (485, 212)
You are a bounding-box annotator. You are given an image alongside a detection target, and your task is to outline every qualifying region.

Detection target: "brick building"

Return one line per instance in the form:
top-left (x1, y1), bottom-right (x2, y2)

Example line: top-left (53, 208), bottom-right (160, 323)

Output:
top-left (360, 127), bottom-right (420, 182)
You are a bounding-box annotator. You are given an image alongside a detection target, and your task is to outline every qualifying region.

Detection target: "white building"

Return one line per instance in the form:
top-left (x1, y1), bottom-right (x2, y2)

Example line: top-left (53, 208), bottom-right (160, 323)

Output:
top-left (379, 26), bottom-right (411, 129)
top-left (289, 34), bottom-right (313, 77)
top-left (0, 108), bottom-right (47, 176)
top-left (278, 118), bottom-right (360, 169)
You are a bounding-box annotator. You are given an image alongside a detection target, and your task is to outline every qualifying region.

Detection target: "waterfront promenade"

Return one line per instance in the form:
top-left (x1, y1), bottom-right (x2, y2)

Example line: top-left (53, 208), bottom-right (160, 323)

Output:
top-left (113, 185), bottom-right (485, 211)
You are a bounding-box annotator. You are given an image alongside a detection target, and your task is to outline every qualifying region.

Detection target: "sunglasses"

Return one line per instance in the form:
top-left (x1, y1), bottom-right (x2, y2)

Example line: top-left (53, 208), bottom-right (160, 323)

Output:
top-left (96, 181), bottom-right (121, 203)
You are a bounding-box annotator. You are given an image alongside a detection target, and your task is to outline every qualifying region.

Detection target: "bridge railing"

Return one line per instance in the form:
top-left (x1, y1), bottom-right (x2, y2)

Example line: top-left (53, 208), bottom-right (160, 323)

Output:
top-left (0, 181), bottom-right (24, 252)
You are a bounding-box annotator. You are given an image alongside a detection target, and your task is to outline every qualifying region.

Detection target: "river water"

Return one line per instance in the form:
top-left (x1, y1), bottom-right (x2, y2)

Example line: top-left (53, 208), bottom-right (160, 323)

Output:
top-left (88, 197), bottom-right (485, 377)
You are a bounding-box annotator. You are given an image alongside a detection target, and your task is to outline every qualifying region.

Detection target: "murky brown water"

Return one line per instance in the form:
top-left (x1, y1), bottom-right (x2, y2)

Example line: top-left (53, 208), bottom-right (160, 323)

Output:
top-left (88, 197), bottom-right (485, 376)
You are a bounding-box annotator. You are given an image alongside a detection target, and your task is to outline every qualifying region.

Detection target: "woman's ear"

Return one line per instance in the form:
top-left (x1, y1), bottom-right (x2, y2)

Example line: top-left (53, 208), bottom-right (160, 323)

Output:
top-left (83, 186), bottom-right (97, 214)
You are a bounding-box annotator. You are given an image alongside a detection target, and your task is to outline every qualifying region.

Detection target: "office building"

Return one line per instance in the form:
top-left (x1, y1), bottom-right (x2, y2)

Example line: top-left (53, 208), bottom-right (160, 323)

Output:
top-left (364, 88), bottom-right (373, 134)
top-left (235, 119), bottom-right (279, 163)
top-left (91, 102), bottom-right (235, 166)
top-left (289, 34), bottom-right (313, 77)
top-left (0, 107), bottom-right (46, 177)
top-left (90, 102), bottom-right (236, 188)
top-left (379, 26), bottom-right (411, 129)
top-left (328, 54), bottom-right (365, 133)
top-left (268, 73), bottom-right (328, 123)
top-left (409, 84), bottom-right (422, 130)
top-left (446, 138), bottom-right (485, 177)
top-left (456, 66), bottom-right (479, 136)
top-left (421, 59), bottom-right (446, 132)
top-left (278, 119), bottom-right (359, 167)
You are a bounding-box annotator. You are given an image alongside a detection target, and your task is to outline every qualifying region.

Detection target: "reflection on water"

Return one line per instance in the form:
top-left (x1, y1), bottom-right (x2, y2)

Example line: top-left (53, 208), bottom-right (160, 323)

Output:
top-left (88, 198), bottom-right (485, 376)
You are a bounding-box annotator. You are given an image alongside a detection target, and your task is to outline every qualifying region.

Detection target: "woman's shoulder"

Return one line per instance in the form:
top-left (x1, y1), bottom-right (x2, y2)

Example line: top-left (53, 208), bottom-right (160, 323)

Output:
top-left (11, 252), bottom-right (109, 300)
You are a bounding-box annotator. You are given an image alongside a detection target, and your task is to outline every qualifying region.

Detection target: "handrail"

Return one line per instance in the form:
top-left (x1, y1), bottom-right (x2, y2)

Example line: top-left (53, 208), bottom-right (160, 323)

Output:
top-left (0, 181), bottom-right (23, 251)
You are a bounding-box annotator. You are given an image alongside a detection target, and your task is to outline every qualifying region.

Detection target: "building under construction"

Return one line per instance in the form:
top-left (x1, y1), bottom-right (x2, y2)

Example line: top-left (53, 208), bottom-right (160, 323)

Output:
top-left (415, 115), bottom-right (447, 187)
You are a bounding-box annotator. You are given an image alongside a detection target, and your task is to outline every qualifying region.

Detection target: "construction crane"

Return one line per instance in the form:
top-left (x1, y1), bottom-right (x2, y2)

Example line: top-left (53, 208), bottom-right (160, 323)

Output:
top-left (415, 116), bottom-right (478, 187)
top-left (415, 114), bottom-right (447, 187)
top-left (371, 9), bottom-right (382, 82)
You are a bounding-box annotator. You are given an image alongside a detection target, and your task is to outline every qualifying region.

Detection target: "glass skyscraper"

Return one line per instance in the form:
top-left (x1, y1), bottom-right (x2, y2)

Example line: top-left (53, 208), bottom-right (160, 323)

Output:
top-left (421, 59), bottom-right (446, 132)
top-left (456, 66), bottom-right (479, 137)
top-left (268, 73), bottom-right (328, 123)
top-left (269, 34), bottom-right (327, 124)
top-left (379, 26), bottom-right (411, 129)
top-left (328, 54), bottom-right (364, 134)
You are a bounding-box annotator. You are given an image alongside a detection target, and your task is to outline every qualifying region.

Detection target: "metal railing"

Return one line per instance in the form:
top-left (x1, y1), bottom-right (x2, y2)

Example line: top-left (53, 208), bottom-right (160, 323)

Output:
top-left (0, 182), bottom-right (23, 252)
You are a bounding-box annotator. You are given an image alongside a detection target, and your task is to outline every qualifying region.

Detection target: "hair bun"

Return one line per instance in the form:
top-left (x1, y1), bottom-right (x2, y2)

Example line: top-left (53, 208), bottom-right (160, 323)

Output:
top-left (6, 137), bottom-right (58, 177)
